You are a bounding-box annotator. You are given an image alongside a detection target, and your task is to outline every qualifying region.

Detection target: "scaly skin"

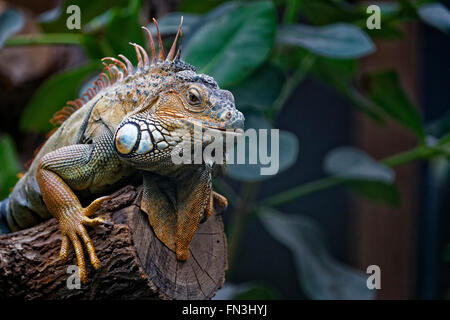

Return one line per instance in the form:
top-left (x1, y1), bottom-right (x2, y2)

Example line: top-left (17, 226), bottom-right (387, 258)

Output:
top-left (0, 19), bottom-right (244, 283)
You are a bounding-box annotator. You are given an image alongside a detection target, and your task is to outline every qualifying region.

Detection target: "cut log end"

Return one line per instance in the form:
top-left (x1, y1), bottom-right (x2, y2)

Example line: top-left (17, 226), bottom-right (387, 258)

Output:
top-left (0, 185), bottom-right (228, 300)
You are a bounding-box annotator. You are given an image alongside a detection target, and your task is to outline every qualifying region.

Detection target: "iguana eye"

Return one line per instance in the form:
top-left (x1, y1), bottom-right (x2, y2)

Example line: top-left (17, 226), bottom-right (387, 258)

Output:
top-left (186, 88), bottom-right (202, 106)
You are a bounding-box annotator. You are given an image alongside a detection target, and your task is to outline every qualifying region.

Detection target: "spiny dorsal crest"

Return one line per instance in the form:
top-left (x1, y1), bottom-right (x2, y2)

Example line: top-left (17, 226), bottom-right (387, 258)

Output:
top-left (50, 17), bottom-right (192, 127)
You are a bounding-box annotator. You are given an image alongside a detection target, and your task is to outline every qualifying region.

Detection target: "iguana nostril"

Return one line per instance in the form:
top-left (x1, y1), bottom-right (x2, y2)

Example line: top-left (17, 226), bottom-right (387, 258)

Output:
top-left (115, 123), bottom-right (139, 155)
top-left (225, 112), bottom-right (232, 120)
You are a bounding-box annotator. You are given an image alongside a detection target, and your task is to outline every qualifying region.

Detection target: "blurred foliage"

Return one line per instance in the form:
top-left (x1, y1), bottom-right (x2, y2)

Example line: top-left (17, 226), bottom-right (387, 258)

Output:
top-left (324, 147), bottom-right (400, 206)
top-left (183, 1), bottom-right (276, 87)
top-left (0, 135), bottom-right (20, 199)
top-left (366, 70), bottom-right (426, 139)
top-left (260, 207), bottom-right (375, 299)
top-left (20, 62), bottom-right (101, 132)
top-left (1, 0), bottom-right (450, 299)
top-left (0, 8), bottom-right (24, 47)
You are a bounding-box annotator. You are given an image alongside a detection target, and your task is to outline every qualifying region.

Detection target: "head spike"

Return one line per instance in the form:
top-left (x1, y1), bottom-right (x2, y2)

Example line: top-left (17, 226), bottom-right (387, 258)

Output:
top-left (129, 43), bottom-right (144, 69)
top-left (142, 26), bottom-right (156, 63)
top-left (99, 72), bottom-right (110, 87)
top-left (101, 57), bottom-right (128, 76)
top-left (103, 63), bottom-right (116, 83)
top-left (94, 80), bottom-right (102, 90)
top-left (134, 43), bottom-right (149, 68)
top-left (84, 90), bottom-right (93, 99)
top-left (152, 18), bottom-right (165, 60)
top-left (99, 78), bottom-right (105, 89)
top-left (55, 108), bottom-right (72, 118)
top-left (109, 66), bottom-right (117, 82)
top-left (175, 44), bottom-right (182, 60)
top-left (63, 105), bottom-right (76, 113)
top-left (67, 100), bottom-right (82, 109)
top-left (110, 65), bottom-right (123, 82)
top-left (167, 16), bottom-right (183, 61)
top-left (118, 54), bottom-right (134, 75)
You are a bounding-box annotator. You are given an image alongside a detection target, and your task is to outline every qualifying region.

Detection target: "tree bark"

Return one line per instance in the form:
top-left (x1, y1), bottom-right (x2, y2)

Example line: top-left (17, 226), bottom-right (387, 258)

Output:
top-left (0, 185), bottom-right (228, 299)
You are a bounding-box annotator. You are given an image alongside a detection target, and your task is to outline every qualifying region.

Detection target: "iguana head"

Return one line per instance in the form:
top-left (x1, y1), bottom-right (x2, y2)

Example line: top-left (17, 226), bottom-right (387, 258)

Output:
top-left (112, 20), bottom-right (244, 168)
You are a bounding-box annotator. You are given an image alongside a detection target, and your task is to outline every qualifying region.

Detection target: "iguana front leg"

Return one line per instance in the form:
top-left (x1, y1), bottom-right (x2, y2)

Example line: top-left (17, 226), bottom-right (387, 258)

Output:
top-left (36, 130), bottom-right (121, 283)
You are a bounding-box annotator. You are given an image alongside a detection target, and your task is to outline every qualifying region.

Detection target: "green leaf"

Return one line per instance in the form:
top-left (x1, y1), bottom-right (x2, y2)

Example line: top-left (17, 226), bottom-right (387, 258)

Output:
top-left (177, 0), bottom-right (228, 14)
top-left (324, 146), bottom-right (399, 205)
top-left (20, 62), bottom-right (101, 133)
top-left (324, 146), bottom-right (394, 182)
top-left (80, 34), bottom-right (107, 59)
top-left (230, 63), bottom-right (285, 111)
top-left (349, 180), bottom-right (400, 206)
top-left (226, 119), bottom-right (299, 182)
top-left (418, 3), bottom-right (450, 34)
top-left (0, 8), bottom-right (24, 48)
top-left (297, 0), bottom-right (364, 25)
top-left (367, 70), bottom-right (425, 139)
top-left (103, 7), bottom-right (144, 66)
top-left (277, 23), bottom-right (375, 59)
top-left (312, 56), bottom-right (357, 90)
top-left (183, 1), bottom-right (277, 88)
top-left (0, 135), bottom-right (21, 199)
top-left (259, 208), bottom-right (375, 300)
top-left (82, 8), bottom-right (115, 33)
top-left (182, 2), bottom-right (239, 46)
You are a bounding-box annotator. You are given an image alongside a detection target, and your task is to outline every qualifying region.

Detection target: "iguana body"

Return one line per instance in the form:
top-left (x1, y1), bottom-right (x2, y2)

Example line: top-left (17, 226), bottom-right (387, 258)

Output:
top-left (0, 20), bottom-right (244, 283)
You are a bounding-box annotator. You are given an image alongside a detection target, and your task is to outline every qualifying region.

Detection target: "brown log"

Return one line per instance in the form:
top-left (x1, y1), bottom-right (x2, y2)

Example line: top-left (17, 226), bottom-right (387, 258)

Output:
top-left (0, 185), bottom-right (228, 299)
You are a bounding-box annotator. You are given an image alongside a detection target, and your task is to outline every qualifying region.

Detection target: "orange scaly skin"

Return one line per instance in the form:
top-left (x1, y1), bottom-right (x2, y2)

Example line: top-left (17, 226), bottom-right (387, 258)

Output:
top-left (36, 167), bottom-right (110, 282)
top-left (0, 19), bottom-right (245, 283)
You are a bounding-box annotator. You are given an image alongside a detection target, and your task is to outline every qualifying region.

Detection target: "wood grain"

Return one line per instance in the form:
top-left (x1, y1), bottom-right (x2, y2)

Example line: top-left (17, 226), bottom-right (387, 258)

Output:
top-left (0, 185), bottom-right (227, 299)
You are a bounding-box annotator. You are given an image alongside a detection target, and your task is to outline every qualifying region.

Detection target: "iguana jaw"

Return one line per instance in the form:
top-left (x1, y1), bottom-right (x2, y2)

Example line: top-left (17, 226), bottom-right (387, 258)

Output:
top-left (201, 126), bottom-right (243, 136)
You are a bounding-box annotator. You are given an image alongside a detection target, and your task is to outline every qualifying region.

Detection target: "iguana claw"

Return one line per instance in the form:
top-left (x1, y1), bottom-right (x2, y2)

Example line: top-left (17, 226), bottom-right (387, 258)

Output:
top-left (58, 196), bottom-right (112, 283)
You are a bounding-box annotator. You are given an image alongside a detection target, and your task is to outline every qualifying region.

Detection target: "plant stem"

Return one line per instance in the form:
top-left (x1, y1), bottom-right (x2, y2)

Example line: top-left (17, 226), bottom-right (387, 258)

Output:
top-left (262, 141), bottom-right (447, 207)
top-left (271, 53), bottom-right (316, 118)
top-left (283, 0), bottom-right (301, 24)
top-left (381, 144), bottom-right (436, 167)
top-left (262, 177), bottom-right (345, 207)
top-left (5, 34), bottom-right (83, 46)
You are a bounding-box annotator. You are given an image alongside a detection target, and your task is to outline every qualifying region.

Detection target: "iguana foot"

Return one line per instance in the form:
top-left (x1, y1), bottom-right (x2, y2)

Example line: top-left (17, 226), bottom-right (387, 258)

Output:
top-left (58, 196), bottom-right (112, 283)
top-left (204, 190), bottom-right (228, 219)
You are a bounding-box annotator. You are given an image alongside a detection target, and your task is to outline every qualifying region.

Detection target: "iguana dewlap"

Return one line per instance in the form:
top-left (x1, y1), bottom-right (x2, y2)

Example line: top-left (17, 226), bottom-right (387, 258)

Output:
top-left (0, 19), bottom-right (244, 283)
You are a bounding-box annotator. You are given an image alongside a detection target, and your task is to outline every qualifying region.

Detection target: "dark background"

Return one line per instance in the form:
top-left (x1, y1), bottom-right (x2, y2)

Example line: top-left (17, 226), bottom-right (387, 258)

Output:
top-left (0, 0), bottom-right (449, 299)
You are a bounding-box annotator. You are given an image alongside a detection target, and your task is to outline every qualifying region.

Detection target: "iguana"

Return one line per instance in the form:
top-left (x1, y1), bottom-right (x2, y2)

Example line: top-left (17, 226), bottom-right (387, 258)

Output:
top-left (0, 18), bottom-right (244, 283)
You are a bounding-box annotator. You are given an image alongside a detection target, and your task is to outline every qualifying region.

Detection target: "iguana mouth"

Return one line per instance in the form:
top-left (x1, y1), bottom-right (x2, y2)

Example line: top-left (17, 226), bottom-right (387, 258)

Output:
top-left (203, 127), bottom-right (243, 136)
